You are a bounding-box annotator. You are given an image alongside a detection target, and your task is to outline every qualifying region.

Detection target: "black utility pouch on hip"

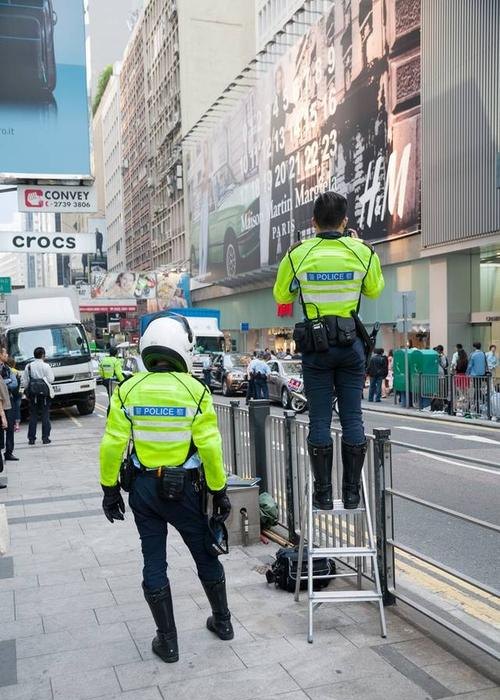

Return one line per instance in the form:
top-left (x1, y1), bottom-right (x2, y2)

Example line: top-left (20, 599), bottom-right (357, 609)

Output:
top-left (293, 321), bottom-right (313, 353)
top-left (158, 467), bottom-right (186, 502)
top-left (310, 319), bottom-right (329, 352)
top-left (336, 316), bottom-right (357, 347)
top-left (119, 457), bottom-right (136, 493)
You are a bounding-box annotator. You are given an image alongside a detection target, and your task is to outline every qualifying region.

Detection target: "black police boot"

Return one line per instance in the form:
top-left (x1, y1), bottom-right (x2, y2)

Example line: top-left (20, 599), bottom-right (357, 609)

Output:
top-left (201, 578), bottom-right (234, 640)
top-left (307, 441), bottom-right (333, 510)
top-left (341, 440), bottom-right (367, 509)
top-left (142, 582), bottom-right (179, 663)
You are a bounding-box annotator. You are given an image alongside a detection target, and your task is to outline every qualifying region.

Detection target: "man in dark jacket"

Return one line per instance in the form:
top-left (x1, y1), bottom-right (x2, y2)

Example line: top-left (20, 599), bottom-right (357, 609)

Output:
top-left (367, 348), bottom-right (388, 402)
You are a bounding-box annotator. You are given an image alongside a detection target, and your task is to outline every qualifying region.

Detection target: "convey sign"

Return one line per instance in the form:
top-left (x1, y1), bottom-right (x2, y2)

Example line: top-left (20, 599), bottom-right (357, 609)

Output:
top-left (0, 232), bottom-right (96, 254)
top-left (18, 185), bottom-right (97, 213)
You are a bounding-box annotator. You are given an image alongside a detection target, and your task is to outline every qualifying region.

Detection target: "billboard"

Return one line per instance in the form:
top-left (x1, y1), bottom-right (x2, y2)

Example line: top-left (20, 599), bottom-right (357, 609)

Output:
top-left (0, 0), bottom-right (91, 180)
top-left (18, 185), bottom-right (97, 213)
top-left (186, 0), bottom-right (421, 284)
top-left (76, 270), bottom-right (191, 308)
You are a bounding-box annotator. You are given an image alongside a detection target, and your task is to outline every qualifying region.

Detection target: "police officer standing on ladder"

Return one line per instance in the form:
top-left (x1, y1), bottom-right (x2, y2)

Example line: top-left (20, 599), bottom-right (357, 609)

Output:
top-left (273, 192), bottom-right (384, 510)
top-left (99, 315), bottom-right (233, 663)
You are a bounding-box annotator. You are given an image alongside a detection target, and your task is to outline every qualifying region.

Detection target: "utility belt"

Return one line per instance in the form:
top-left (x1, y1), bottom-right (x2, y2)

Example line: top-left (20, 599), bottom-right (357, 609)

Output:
top-left (120, 455), bottom-right (202, 502)
top-left (293, 315), bottom-right (357, 353)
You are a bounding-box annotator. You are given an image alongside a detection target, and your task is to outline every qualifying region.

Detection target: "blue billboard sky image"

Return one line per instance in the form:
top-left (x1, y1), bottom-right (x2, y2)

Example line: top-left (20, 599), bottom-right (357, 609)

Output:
top-left (0, 0), bottom-right (91, 179)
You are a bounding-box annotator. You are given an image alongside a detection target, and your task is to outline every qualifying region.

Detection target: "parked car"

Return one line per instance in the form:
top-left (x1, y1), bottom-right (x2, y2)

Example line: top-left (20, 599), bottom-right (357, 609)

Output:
top-left (210, 352), bottom-right (251, 396)
top-left (267, 360), bottom-right (307, 412)
top-left (0, 0), bottom-right (57, 95)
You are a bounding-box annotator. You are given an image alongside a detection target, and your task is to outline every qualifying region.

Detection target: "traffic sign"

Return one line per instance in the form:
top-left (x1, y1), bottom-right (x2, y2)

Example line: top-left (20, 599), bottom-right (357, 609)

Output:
top-left (240, 322), bottom-right (250, 332)
top-left (0, 301), bottom-right (7, 316)
top-left (0, 277), bottom-right (11, 294)
top-left (393, 291), bottom-right (416, 320)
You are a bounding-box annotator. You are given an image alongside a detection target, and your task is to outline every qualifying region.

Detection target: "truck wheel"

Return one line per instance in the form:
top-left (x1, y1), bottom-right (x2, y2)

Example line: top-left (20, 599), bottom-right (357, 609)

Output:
top-left (76, 392), bottom-right (95, 416)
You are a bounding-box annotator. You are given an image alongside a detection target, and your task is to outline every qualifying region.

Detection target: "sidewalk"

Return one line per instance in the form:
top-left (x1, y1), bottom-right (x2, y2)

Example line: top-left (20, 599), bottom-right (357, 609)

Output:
top-left (361, 399), bottom-right (498, 428)
top-left (0, 413), bottom-right (498, 700)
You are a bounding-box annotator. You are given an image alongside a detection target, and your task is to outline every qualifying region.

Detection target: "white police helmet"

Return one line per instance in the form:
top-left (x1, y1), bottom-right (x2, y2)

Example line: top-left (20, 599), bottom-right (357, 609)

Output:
top-left (140, 315), bottom-right (195, 373)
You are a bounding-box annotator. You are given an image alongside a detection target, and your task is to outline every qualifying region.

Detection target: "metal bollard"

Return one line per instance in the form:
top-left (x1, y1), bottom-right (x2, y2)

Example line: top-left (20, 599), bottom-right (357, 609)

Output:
top-left (229, 400), bottom-right (239, 474)
top-left (283, 410), bottom-right (299, 544)
top-left (248, 399), bottom-right (270, 492)
top-left (373, 428), bottom-right (396, 606)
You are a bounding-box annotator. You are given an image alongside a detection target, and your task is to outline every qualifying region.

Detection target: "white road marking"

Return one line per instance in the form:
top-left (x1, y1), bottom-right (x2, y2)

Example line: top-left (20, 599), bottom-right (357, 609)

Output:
top-left (395, 425), bottom-right (500, 445)
top-left (63, 409), bottom-right (82, 428)
top-left (408, 450), bottom-right (499, 475)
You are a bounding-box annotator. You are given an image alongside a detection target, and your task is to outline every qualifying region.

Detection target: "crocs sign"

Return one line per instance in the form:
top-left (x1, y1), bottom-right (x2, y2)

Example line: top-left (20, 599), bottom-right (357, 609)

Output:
top-left (0, 232), bottom-right (97, 254)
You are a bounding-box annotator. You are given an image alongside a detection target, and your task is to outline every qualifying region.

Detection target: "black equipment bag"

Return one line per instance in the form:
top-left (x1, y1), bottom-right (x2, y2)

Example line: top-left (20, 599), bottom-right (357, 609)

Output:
top-left (266, 546), bottom-right (336, 592)
top-left (25, 365), bottom-right (50, 398)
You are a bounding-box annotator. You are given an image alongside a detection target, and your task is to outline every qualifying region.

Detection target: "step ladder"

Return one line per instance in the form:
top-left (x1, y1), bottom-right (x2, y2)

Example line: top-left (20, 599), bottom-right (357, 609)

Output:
top-left (294, 465), bottom-right (387, 643)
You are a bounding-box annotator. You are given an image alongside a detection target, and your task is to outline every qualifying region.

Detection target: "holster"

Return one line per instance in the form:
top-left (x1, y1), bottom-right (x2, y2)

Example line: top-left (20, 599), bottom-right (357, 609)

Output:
top-left (119, 456), bottom-right (136, 493)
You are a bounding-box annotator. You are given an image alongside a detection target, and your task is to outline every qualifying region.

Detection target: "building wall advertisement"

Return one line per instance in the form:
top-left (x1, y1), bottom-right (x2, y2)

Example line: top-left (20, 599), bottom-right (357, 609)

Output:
top-left (186, 0), bottom-right (421, 285)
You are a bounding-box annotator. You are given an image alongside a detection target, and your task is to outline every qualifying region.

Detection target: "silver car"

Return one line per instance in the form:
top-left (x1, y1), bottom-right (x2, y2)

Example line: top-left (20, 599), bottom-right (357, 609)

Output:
top-left (267, 360), bottom-right (306, 412)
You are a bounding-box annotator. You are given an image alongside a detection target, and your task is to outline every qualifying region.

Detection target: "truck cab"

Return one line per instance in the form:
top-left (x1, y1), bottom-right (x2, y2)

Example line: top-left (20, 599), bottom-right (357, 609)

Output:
top-left (2, 289), bottom-right (96, 416)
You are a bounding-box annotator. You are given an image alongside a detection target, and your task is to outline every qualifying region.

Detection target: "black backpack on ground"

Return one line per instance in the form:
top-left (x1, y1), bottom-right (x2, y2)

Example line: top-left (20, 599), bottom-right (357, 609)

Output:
top-left (266, 546), bottom-right (336, 592)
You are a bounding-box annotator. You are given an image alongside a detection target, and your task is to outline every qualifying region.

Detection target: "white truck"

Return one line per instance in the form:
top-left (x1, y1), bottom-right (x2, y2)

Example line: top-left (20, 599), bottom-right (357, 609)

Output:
top-left (139, 308), bottom-right (225, 380)
top-left (1, 288), bottom-right (96, 415)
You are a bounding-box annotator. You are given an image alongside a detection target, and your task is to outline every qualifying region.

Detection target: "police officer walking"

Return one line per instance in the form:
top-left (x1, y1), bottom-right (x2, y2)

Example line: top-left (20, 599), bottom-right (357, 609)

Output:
top-left (99, 316), bottom-right (233, 664)
top-left (274, 192), bottom-right (384, 510)
top-left (98, 347), bottom-right (124, 399)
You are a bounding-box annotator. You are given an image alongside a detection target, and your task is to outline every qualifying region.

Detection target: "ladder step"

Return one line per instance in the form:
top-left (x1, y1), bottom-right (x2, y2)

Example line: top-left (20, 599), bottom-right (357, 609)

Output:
top-left (309, 547), bottom-right (376, 558)
top-left (310, 590), bottom-right (381, 603)
top-left (313, 499), bottom-right (365, 514)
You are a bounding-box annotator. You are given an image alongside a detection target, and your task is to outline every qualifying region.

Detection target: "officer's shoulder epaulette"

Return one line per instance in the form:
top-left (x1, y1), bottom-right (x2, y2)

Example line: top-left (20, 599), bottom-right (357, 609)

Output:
top-left (362, 241), bottom-right (375, 253)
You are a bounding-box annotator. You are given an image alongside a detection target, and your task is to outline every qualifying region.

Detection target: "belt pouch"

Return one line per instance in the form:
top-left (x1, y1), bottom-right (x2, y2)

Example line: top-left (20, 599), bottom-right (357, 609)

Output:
top-left (336, 316), bottom-right (357, 347)
top-left (293, 321), bottom-right (313, 353)
top-left (158, 467), bottom-right (186, 502)
top-left (310, 319), bottom-right (329, 352)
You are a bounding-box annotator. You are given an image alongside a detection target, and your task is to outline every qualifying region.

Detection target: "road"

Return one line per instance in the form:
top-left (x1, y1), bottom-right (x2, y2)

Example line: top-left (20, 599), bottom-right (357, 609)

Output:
top-left (212, 393), bottom-right (500, 593)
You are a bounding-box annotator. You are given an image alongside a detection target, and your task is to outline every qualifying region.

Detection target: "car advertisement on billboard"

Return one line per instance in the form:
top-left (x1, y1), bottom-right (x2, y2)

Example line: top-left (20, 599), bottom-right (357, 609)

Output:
top-left (0, 0), bottom-right (91, 180)
top-left (186, 0), bottom-right (421, 284)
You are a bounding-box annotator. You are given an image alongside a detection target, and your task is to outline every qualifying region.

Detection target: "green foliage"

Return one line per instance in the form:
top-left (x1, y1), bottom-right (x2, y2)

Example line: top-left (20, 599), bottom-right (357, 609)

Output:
top-left (93, 65), bottom-right (113, 116)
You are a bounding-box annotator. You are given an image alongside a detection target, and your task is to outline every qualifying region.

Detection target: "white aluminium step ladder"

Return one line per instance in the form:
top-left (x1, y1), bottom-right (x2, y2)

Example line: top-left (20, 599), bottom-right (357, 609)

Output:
top-left (294, 465), bottom-right (387, 643)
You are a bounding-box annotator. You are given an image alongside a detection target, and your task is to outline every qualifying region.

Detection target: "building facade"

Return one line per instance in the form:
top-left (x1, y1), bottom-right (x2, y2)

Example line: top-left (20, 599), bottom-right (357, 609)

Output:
top-left (186, 0), bottom-right (500, 358)
top-left (101, 65), bottom-right (126, 272)
top-left (118, 0), bottom-right (255, 271)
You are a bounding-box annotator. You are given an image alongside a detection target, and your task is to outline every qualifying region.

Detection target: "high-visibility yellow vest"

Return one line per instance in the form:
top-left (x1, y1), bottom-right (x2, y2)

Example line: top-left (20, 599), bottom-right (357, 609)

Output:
top-left (273, 235), bottom-right (384, 319)
top-left (99, 356), bottom-right (124, 381)
top-left (99, 371), bottom-right (226, 491)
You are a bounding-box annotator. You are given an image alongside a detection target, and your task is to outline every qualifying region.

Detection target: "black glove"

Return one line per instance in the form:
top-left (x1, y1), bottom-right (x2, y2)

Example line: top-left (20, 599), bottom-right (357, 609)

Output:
top-left (212, 488), bottom-right (231, 523)
top-left (102, 484), bottom-right (125, 523)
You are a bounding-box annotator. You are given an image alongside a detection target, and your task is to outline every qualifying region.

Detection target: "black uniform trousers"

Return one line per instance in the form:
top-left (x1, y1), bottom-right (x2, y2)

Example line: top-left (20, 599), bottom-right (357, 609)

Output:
top-left (129, 471), bottom-right (224, 591)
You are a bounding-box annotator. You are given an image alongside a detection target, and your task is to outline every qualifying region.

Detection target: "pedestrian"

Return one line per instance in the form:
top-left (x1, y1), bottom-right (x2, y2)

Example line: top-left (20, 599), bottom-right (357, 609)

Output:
top-left (0, 347), bottom-right (19, 461)
top-left (98, 346), bottom-right (124, 400)
top-left (248, 352), bottom-right (270, 399)
top-left (451, 343), bottom-right (465, 372)
top-left (22, 347), bottom-right (54, 446)
top-left (367, 348), bottom-right (388, 402)
top-left (99, 315), bottom-right (233, 664)
top-left (434, 345), bottom-right (449, 376)
top-left (0, 368), bottom-right (10, 489)
top-left (466, 342), bottom-right (487, 377)
top-left (383, 349), bottom-right (394, 397)
top-left (486, 345), bottom-right (497, 374)
top-left (202, 354), bottom-right (212, 392)
top-left (273, 191), bottom-right (384, 510)
top-left (6, 358), bottom-right (21, 432)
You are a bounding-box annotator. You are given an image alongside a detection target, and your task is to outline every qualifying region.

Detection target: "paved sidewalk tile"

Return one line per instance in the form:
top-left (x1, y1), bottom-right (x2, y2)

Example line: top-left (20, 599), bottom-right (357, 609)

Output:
top-left (51, 667), bottom-right (121, 700)
top-left (306, 672), bottom-right (429, 700)
top-left (157, 662), bottom-right (300, 700)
